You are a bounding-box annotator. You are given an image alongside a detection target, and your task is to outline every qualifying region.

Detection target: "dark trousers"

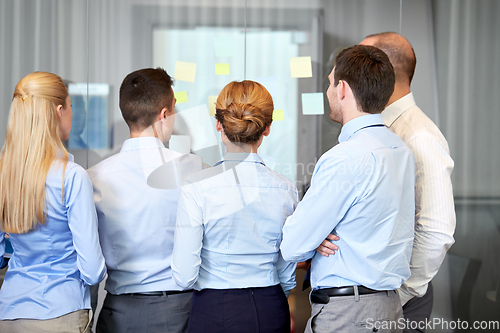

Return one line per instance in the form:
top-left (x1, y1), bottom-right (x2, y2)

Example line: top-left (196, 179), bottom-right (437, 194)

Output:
top-left (403, 282), bottom-right (434, 333)
top-left (96, 291), bottom-right (192, 333)
top-left (188, 285), bottom-right (290, 333)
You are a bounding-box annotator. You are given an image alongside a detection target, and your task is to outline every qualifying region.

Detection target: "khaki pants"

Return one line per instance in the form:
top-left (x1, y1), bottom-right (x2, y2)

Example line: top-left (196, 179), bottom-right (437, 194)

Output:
top-left (0, 309), bottom-right (91, 333)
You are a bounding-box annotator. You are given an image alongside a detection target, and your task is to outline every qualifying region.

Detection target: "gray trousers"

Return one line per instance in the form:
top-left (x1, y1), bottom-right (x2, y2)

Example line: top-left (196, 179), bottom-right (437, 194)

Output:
top-left (305, 288), bottom-right (403, 333)
top-left (96, 292), bottom-right (192, 333)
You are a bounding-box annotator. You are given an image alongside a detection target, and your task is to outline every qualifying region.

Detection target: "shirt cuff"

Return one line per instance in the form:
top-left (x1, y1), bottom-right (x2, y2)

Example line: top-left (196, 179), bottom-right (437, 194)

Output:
top-left (398, 288), bottom-right (414, 306)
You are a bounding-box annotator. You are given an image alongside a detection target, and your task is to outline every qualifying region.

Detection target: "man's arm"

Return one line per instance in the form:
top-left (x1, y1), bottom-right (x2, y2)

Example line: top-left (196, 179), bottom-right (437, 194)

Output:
top-left (281, 152), bottom-right (356, 262)
top-left (399, 135), bottom-right (455, 305)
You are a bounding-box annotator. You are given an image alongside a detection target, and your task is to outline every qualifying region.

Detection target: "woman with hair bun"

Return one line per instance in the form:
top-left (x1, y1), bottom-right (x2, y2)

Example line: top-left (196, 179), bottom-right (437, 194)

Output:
top-left (0, 72), bottom-right (106, 332)
top-left (172, 80), bottom-right (298, 333)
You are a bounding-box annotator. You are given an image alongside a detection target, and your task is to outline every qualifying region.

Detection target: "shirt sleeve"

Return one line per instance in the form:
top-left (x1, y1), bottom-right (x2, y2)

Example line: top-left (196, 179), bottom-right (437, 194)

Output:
top-left (65, 165), bottom-right (107, 286)
top-left (276, 187), bottom-right (299, 297)
top-left (172, 182), bottom-right (204, 289)
top-left (399, 135), bottom-right (456, 305)
top-left (280, 151), bottom-right (356, 262)
top-left (0, 231), bottom-right (6, 269)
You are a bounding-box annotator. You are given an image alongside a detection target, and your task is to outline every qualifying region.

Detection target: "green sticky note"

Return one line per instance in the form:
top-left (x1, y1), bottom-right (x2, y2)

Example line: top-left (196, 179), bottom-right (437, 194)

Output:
top-left (174, 91), bottom-right (188, 104)
top-left (290, 56), bottom-right (313, 78)
top-left (174, 61), bottom-right (197, 82)
top-left (208, 96), bottom-right (218, 116)
top-left (213, 36), bottom-right (236, 57)
top-left (272, 109), bottom-right (284, 121)
top-left (302, 93), bottom-right (324, 115)
top-left (215, 63), bottom-right (230, 75)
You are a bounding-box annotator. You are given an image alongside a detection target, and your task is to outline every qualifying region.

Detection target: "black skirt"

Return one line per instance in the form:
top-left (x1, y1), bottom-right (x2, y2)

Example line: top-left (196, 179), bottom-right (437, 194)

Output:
top-left (187, 284), bottom-right (290, 333)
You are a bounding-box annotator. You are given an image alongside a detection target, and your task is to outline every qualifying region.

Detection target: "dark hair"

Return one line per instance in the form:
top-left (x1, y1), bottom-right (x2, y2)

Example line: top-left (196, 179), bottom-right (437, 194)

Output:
top-left (334, 45), bottom-right (395, 114)
top-left (119, 68), bottom-right (174, 131)
top-left (215, 81), bottom-right (273, 144)
top-left (365, 32), bottom-right (416, 84)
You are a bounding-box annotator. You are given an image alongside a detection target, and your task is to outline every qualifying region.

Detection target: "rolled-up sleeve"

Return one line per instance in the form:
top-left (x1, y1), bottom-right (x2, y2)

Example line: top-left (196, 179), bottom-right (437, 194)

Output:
top-left (66, 166), bottom-right (106, 285)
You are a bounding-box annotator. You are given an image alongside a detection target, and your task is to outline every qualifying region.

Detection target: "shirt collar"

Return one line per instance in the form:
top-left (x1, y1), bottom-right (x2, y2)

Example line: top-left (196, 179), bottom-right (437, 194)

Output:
top-left (381, 93), bottom-right (416, 128)
top-left (120, 137), bottom-right (165, 152)
top-left (338, 114), bottom-right (385, 143)
top-left (214, 153), bottom-right (266, 167)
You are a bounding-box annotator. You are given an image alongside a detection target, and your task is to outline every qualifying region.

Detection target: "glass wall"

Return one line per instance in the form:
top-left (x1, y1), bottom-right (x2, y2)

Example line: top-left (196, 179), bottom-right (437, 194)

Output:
top-left (1, 0), bottom-right (499, 331)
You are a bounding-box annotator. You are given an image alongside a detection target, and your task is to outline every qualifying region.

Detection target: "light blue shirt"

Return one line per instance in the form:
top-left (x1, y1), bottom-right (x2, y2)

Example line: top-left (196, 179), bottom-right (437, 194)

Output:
top-left (281, 114), bottom-right (415, 291)
top-left (172, 153), bottom-right (298, 296)
top-left (88, 137), bottom-right (203, 294)
top-left (0, 154), bottom-right (106, 320)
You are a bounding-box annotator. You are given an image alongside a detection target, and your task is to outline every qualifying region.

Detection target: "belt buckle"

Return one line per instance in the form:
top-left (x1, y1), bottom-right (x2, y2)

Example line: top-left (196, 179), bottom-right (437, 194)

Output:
top-left (310, 291), bottom-right (330, 304)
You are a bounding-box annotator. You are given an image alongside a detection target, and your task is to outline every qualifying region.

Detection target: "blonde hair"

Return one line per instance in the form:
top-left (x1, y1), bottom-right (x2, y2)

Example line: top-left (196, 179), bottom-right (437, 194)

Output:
top-left (0, 72), bottom-right (69, 233)
top-left (215, 81), bottom-right (273, 144)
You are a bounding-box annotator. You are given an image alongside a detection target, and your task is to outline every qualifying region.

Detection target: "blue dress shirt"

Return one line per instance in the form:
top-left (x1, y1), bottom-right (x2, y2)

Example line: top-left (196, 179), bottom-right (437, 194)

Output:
top-left (281, 114), bottom-right (415, 291)
top-left (172, 153), bottom-right (298, 296)
top-left (88, 137), bottom-right (203, 294)
top-left (0, 154), bottom-right (106, 320)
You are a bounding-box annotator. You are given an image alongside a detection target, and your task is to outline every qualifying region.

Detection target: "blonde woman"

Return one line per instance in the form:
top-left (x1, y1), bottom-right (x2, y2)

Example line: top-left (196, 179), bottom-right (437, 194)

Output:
top-left (0, 72), bottom-right (106, 332)
top-left (172, 81), bottom-right (297, 333)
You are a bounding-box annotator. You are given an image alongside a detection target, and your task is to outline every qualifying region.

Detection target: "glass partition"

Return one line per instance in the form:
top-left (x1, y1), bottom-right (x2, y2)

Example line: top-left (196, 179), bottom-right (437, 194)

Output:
top-left (1, 0), bottom-right (499, 331)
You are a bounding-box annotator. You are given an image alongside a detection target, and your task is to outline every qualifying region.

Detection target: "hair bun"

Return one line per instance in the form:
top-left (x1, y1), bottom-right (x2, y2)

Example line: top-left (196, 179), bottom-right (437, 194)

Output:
top-left (222, 103), bottom-right (266, 143)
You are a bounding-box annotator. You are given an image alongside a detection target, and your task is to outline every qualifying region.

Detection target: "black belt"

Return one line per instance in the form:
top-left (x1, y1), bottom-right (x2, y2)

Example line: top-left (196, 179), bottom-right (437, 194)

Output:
top-left (310, 286), bottom-right (391, 304)
top-left (125, 290), bottom-right (193, 297)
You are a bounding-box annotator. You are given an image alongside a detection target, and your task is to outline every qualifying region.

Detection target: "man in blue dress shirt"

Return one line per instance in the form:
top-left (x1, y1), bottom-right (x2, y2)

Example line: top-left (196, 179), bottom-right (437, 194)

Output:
top-left (88, 68), bottom-right (202, 333)
top-left (281, 45), bottom-right (416, 333)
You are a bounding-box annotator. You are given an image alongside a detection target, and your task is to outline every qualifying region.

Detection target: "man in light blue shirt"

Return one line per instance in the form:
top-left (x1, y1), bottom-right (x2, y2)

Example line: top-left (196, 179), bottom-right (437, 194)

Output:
top-left (281, 45), bottom-right (415, 333)
top-left (88, 68), bottom-right (202, 333)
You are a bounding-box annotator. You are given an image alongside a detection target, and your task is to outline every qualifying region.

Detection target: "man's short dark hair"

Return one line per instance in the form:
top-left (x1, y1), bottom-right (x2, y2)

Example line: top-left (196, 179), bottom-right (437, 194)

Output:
top-left (334, 45), bottom-right (395, 114)
top-left (119, 68), bottom-right (174, 131)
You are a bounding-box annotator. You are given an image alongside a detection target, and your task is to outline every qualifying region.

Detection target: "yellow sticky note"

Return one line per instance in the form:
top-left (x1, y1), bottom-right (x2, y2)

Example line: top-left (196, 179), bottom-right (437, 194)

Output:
top-left (215, 63), bottom-right (230, 75)
top-left (272, 109), bottom-right (284, 121)
top-left (290, 56), bottom-right (313, 78)
top-left (174, 91), bottom-right (188, 104)
top-left (208, 96), bottom-right (218, 116)
top-left (174, 61), bottom-right (197, 82)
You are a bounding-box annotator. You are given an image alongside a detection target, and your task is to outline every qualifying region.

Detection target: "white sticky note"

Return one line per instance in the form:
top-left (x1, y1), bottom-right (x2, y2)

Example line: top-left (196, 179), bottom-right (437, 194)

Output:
top-left (174, 61), bottom-right (197, 82)
top-left (290, 56), bottom-right (313, 78)
top-left (173, 105), bottom-right (218, 151)
top-left (302, 93), bottom-right (324, 115)
top-left (213, 36), bottom-right (236, 57)
top-left (169, 135), bottom-right (191, 154)
top-left (208, 96), bottom-right (218, 116)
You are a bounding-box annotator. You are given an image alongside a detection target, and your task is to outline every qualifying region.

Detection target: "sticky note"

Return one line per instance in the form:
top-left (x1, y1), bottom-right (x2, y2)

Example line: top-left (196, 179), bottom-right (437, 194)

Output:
top-left (272, 109), bottom-right (284, 121)
top-left (208, 96), bottom-right (218, 116)
top-left (213, 36), bottom-right (236, 57)
top-left (215, 63), bottom-right (230, 75)
top-left (169, 135), bottom-right (191, 154)
top-left (290, 56), bottom-right (313, 78)
top-left (302, 93), bottom-right (324, 115)
top-left (174, 61), bottom-right (197, 82)
top-left (174, 91), bottom-right (188, 104)
top-left (173, 105), bottom-right (218, 151)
